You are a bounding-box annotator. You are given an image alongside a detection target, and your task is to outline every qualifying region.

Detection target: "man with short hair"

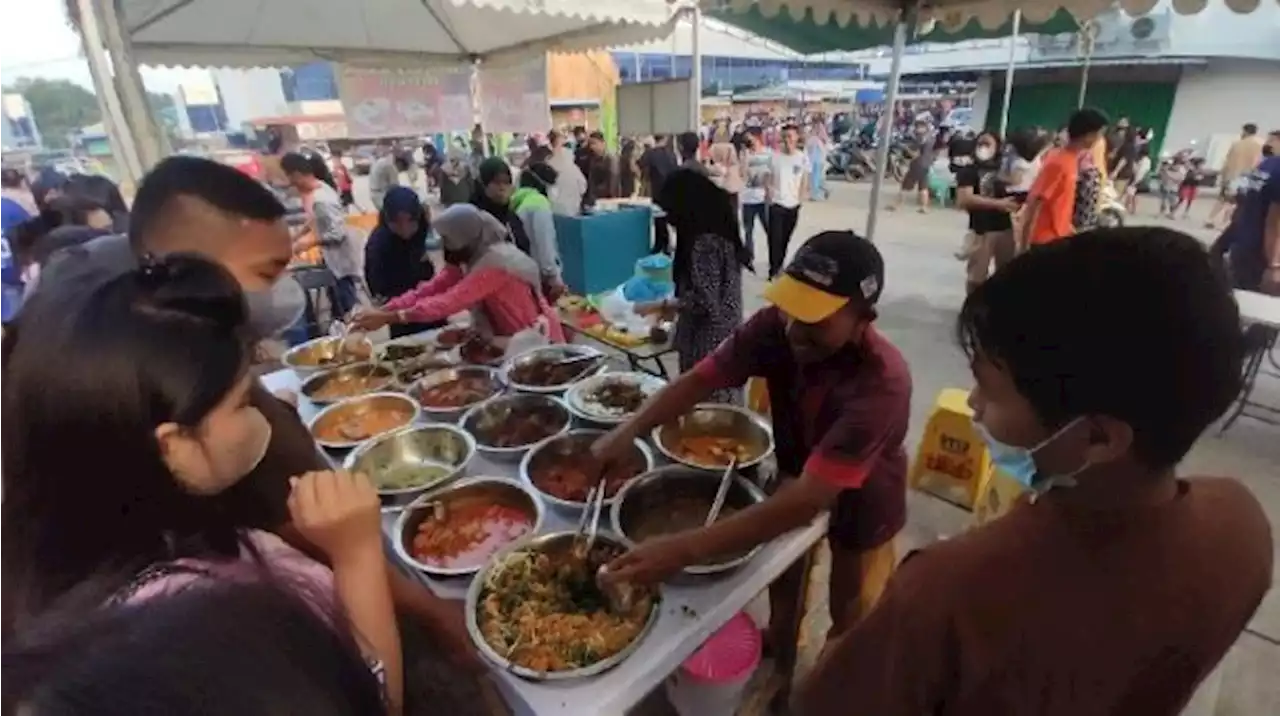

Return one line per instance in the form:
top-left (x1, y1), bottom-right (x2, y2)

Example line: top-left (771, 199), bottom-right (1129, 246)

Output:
top-left (22, 156), bottom-right (476, 670)
top-left (1216, 129), bottom-right (1280, 294)
top-left (596, 231), bottom-right (910, 645)
top-left (1023, 107), bottom-right (1109, 247)
top-left (639, 134), bottom-right (679, 253)
top-left (1207, 123), bottom-right (1265, 230)
top-left (765, 124), bottom-right (807, 277)
top-left (281, 151), bottom-right (365, 317)
top-left (583, 130), bottom-right (619, 203)
top-left (677, 131), bottom-right (705, 173)
top-left (795, 226), bottom-right (1272, 716)
top-left (367, 143), bottom-right (401, 212)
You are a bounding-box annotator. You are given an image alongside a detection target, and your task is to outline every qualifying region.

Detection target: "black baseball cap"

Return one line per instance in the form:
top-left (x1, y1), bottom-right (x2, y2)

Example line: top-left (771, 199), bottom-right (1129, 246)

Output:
top-left (763, 230), bottom-right (884, 323)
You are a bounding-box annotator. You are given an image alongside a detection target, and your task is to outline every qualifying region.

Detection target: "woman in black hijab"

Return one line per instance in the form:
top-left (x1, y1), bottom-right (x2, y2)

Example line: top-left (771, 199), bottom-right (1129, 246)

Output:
top-left (363, 186), bottom-right (442, 338)
top-left (656, 168), bottom-right (751, 402)
top-left (470, 157), bottom-right (531, 255)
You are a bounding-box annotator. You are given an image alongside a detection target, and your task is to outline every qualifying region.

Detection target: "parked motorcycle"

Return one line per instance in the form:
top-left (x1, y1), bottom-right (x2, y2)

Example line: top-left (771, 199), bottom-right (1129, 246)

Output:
top-left (827, 138), bottom-right (876, 181)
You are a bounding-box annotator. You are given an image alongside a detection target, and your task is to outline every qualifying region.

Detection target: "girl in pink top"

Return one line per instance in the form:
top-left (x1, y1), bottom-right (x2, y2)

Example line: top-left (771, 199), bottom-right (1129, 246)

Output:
top-left (352, 204), bottom-right (565, 344)
top-left (2, 255), bottom-right (403, 711)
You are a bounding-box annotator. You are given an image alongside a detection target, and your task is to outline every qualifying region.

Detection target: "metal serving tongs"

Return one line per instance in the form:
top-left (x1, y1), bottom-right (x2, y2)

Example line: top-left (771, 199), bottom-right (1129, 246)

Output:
top-left (331, 318), bottom-right (382, 378)
top-left (573, 484), bottom-right (607, 561)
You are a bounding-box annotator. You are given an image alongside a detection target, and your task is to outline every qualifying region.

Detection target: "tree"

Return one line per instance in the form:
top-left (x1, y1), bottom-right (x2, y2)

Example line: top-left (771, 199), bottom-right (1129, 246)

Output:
top-left (4, 77), bottom-right (100, 148)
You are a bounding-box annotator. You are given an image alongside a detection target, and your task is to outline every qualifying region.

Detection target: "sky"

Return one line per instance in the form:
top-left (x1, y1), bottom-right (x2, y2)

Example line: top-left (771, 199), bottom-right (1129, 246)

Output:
top-left (1, 0), bottom-right (211, 94)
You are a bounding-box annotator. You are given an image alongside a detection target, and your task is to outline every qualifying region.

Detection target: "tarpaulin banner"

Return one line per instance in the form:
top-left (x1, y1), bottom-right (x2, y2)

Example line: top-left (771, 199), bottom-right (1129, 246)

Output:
top-left (477, 57), bottom-right (550, 134)
top-left (338, 66), bottom-right (473, 137)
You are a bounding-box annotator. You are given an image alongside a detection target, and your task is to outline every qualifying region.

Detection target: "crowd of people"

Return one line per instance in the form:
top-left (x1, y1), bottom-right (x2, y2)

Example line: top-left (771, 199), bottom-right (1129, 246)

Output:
top-left (0, 100), bottom-right (1277, 715)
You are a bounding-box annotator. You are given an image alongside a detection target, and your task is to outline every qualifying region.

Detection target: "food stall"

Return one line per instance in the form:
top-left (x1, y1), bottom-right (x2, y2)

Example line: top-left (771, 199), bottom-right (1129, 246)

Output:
top-left (264, 328), bottom-right (826, 715)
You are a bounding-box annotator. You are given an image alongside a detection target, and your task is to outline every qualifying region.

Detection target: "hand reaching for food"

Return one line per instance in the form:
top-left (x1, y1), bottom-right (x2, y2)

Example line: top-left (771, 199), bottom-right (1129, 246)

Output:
top-left (600, 532), bottom-right (695, 585)
top-left (349, 308), bottom-right (395, 332)
top-left (288, 470), bottom-right (382, 565)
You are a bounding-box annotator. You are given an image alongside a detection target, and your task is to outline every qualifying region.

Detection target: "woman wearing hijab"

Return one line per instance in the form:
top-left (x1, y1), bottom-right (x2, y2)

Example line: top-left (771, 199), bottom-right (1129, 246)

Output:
top-left (470, 158), bottom-right (532, 256)
top-left (349, 204), bottom-right (565, 348)
top-left (363, 186), bottom-right (442, 338)
top-left (656, 168), bottom-right (750, 403)
top-left (510, 162), bottom-right (565, 297)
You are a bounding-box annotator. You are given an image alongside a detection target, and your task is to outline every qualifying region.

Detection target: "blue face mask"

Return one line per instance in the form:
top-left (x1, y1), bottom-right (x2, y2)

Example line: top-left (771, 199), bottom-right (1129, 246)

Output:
top-left (974, 417), bottom-right (1089, 493)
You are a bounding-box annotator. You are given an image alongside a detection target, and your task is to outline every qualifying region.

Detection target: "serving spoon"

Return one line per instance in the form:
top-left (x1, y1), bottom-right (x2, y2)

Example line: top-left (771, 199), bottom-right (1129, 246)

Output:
top-left (705, 457), bottom-right (738, 527)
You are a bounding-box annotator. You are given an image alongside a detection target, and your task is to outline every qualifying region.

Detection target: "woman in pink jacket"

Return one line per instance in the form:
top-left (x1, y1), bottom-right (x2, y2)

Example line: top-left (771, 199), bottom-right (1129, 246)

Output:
top-left (351, 204), bottom-right (564, 346)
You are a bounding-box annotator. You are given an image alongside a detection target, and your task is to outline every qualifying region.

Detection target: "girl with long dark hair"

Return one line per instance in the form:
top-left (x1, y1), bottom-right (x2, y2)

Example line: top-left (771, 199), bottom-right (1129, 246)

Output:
top-left (655, 168), bottom-right (750, 403)
top-left (2, 255), bottom-right (402, 709)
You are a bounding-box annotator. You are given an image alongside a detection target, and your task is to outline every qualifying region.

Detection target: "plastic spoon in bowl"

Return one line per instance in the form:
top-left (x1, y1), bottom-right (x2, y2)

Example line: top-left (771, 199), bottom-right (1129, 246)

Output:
top-left (705, 457), bottom-right (738, 527)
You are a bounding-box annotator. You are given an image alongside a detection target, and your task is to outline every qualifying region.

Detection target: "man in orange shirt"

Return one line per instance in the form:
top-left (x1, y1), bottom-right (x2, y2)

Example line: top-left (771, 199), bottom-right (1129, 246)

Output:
top-left (1023, 108), bottom-right (1109, 248)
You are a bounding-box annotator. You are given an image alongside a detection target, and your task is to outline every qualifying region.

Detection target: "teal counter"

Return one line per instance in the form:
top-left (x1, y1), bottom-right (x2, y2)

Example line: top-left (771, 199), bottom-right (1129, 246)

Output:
top-left (553, 207), bottom-right (652, 296)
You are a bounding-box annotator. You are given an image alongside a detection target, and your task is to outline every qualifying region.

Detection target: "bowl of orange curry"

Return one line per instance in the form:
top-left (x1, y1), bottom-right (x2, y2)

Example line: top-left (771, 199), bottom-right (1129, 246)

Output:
top-left (308, 392), bottom-right (420, 451)
top-left (408, 366), bottom-right (504, 421)
top-left (519, 429), bottom-right (653, 513)
top-left (651, 403), bottom-right (774, 471)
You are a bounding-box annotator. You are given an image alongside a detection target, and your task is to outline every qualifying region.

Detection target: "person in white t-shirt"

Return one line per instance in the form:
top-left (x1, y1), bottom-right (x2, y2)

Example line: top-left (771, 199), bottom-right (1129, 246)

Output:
top-left (738, 127), bottom-right (773, 266)
top-left (766, 125), bottom-right (808, 278)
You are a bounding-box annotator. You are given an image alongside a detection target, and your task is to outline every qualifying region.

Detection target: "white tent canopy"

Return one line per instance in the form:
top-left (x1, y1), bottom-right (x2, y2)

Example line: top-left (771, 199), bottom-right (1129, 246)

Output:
top-left (78, 0), bottom-right (679, 184)
top-left (115, 0), bottom-right (679, 69)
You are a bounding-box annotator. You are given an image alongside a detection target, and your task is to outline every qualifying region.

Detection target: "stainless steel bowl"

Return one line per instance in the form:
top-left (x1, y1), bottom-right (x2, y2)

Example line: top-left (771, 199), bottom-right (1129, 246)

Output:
top-left (393, 477), bottom-right (543, 578)
top-left (307, 392), bottom-right (421, 451)
top-left (519, 429), bottom-right (653, 512)
top-left (652, 403), bottom-right (775, 471)
top-left (465, 531), bottom-right (661, 680)
top-left (611, 465), bottom-right (767, 576)
top-left (282, 336), bottom-right (375, 377)
top-left (499, 344), bottom-right (606, 394)
top-left (299, 362), bottom-right (397, 407)
top-left (564, 371), bottom-right (666, 426)
top-left (460, 394), bottom-right (572, 463)
top-left (343, 423), bottom-right (476, 502)
top-left (407, 366), bottom-right (504, 422)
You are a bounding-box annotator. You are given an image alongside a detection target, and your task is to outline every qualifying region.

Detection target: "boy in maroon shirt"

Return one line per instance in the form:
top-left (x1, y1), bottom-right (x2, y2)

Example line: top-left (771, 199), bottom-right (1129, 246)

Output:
top-left (595, 230), bottom-right (912, 641)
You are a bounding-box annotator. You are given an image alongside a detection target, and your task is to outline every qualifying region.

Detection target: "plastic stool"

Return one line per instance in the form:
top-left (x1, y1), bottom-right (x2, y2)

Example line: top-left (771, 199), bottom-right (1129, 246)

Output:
top-left (909, 388), bottom-right (990, 509)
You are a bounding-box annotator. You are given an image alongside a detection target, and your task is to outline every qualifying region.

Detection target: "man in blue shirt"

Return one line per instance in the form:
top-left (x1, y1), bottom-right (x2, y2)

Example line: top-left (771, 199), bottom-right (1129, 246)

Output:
top-left (1, 168), bottom-right (36, 323)
top-left (1219, 130), bottom-right (1280, 295)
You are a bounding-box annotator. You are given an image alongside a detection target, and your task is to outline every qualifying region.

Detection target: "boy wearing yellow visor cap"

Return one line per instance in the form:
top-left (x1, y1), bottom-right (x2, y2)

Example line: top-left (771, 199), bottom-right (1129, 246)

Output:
top-left (594, 230), bottom-right (911, 643)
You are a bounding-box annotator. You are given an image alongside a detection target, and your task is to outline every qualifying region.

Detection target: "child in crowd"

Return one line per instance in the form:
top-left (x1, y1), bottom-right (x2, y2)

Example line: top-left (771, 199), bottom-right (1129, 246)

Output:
top-left (1171, 157), bottom-right (1205, 219)
top-left (2, 256), bottom-right (403, 711)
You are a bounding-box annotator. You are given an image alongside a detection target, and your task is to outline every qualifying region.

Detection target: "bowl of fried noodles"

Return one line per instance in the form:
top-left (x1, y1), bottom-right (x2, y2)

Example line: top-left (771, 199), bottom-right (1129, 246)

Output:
top-left (466, 531), bottom-right (660, 680)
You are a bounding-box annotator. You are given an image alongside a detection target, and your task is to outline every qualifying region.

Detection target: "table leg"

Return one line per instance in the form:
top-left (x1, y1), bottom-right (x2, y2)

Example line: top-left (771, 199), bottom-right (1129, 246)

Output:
top-left (1220, 326), bottom-right (1278, 433)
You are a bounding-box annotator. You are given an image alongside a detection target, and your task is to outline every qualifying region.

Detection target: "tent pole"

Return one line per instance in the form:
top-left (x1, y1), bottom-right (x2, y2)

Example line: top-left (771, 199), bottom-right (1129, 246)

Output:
top-left (1078, 21), bottom-right (1094, 108)
top-left (96, 0), bottom-right (167, 170)
top-left (76, 0), bottom-right (143, 185)
top-left (998, 9), bottom-right (1021, 136)
top-left (689, 4), bottom-right (702, 131)
top-left (864, 4), bottom-right (915, 242)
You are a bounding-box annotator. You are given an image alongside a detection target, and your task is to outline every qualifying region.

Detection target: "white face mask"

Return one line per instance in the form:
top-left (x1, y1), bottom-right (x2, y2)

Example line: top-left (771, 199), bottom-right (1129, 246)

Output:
top-left (975, 147), bottom-right (995, 162)
top-left (245, 277), bottom-right (306, 339)
top-left (162, 408), bottom-right (273, 496)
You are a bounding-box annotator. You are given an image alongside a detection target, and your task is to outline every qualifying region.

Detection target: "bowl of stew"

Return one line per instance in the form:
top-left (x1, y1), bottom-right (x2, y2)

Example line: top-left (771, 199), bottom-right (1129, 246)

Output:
top-left (393, 477), bottom-right (544, 578)
top-left (519, 429), bottom-right (653, 512)
top-left (611, 465), bottom-right (767, 576)
top-left (408, 366), bottom-right (503, 421)
top-left (499, 345), bottom-right (606, 394)
top-left (651, 403), bottom-right (774, 471)
top-left (460, 394), bottom-right (572, 463)
top-left (300, 363), bottom-right (397, 407)
top-left (308, 392), bottom-right (420, 451)
top-left (343, 423), bottom-right (476, 503)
